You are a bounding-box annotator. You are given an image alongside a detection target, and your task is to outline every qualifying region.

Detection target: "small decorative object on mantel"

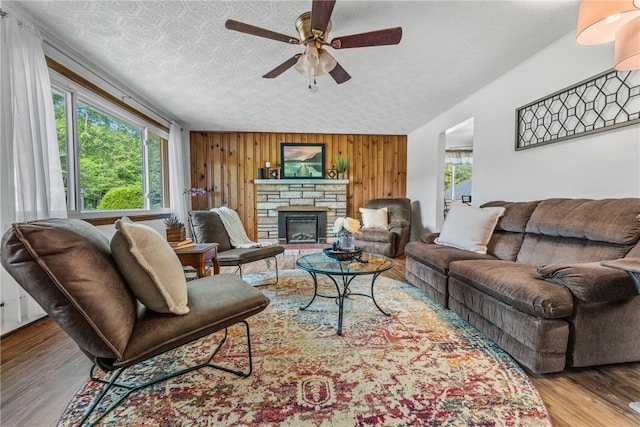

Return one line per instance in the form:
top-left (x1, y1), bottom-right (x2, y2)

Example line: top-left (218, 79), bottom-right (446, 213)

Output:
top-left (270, 168), bottom-right (279, 179)
top-left (164, 215), bottom-right (186, 242)
top-left (336, 156), bottom-right (348, 179)
top-left (326, 167), bottom-right (337, 179)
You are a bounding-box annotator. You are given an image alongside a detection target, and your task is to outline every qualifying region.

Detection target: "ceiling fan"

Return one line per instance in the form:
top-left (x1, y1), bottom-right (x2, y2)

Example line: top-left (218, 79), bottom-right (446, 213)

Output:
top-left (225, 0), bottom-right (402, 85)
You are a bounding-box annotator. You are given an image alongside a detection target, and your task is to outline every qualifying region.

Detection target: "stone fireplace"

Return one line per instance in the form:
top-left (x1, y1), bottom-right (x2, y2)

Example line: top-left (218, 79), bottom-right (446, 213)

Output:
top-left (255, 178), bottom-right (348, 243)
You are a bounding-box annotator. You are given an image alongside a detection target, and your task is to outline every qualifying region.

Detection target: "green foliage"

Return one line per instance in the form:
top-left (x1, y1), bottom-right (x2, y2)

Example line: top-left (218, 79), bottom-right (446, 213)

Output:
top-left (335, 156), bottom-right (348, 173)
top-left (76, 102), bottom-right (143, 209)
top-left (53, 90), bottom-right (167, 211)
top-left (98, 186), bottom-right (143, 210)
top-left (444, 164), bottom-right (473, 190)
top-left (164, 215), bottom-right (185, 229)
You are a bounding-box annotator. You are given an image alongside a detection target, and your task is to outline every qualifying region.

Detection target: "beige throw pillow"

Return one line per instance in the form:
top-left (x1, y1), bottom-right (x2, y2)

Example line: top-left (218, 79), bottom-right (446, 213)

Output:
top-left (435, 204), bottom-right (506, 254)
top-left (111, 218), bottom-right (189, 315)
top-left (360, 207), bottom-right (389, 230)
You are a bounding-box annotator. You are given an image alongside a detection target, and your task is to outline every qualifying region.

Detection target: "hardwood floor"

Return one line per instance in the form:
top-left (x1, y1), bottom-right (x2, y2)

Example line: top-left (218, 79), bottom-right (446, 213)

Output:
top-left (2, 251), bottom-right (640, 426)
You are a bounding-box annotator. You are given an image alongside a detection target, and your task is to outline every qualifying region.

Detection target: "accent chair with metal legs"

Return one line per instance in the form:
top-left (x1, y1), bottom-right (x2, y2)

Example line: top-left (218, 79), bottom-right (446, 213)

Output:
top-left (189, 210), bottom-right (284, 284)
top-left (1, 218), bottom-right (270, 426)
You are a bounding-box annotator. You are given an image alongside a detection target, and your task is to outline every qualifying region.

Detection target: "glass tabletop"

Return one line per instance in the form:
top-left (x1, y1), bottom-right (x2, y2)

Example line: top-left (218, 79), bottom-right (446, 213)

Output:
top-left (296, 251), bottom-right (394, 276)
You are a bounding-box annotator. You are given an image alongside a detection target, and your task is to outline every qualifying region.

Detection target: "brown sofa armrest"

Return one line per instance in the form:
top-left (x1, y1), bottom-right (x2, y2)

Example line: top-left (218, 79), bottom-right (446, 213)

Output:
top-left (537, 261), bottom-right (639, 303)
top-left (420, 232), bottom-right (440, 244)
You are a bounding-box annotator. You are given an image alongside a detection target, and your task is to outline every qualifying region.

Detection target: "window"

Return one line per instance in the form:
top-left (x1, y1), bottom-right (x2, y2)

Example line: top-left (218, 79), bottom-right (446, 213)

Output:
top-left (51, 71), bottom-right (169, 216)
top-left (444, 150), bottom-right (473, 201)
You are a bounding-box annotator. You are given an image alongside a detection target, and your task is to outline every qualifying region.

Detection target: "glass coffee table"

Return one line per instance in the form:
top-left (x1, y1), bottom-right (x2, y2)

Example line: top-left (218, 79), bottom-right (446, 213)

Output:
top-left (295, 251), bottom-right (394, 335)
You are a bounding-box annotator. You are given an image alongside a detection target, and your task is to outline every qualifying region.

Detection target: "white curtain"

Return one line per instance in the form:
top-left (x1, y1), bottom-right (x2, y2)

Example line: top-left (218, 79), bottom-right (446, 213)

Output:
top-left (445, 149), bottom-right (473, 165)
top-left (168, 123), bottom-right (189, 229)
top-left (0, 15), bottom-right (67, 333)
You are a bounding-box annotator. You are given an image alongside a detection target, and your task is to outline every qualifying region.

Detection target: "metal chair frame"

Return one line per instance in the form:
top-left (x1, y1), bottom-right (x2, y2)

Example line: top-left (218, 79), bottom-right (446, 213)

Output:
top-left (79, 321), bottom-right (253, 426)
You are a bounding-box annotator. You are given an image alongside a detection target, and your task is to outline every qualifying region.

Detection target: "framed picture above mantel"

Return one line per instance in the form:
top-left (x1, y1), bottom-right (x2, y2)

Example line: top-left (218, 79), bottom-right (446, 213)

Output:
top-left (280, 143), bottom-right (325, 179)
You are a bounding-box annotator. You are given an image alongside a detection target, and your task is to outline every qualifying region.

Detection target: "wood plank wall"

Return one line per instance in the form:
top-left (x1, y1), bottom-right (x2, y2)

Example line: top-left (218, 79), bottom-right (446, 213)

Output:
top-left (189, 131), bottom-right (407, 240)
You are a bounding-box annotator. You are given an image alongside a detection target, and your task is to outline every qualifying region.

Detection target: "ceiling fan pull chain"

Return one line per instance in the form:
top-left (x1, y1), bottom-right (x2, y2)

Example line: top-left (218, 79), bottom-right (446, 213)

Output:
top-left (308, 69), bottom-right (319, 93)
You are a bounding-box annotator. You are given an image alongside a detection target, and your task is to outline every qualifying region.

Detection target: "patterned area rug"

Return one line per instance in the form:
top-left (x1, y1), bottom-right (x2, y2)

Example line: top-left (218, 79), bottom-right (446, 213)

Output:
top-left (60, 270), bottom-right (551, 426)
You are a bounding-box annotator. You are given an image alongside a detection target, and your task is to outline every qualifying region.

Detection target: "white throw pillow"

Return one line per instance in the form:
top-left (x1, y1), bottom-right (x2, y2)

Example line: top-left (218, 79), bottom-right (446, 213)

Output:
top-left (359, 207), bottom-right (389, 230)
top-left (435, 204), bottom-right (506, 254)
top-left (110, 218), bottom-right (189, 315)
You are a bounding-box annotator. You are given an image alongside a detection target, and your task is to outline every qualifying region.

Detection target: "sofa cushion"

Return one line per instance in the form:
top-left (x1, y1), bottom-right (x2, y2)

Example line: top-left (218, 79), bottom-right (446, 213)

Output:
top-left (216, 245), bottom-right (285, 265)
top-left (525, 198), bottom-right (640, 245)
top-left (404, 242), bottom-right (496, 274)
top-left (480, 201), bottom-right (540, 261)
top-left (517, 234), bottom-right (633, 266)
top-left (119, 274), bottom-right (270, 367)
top-left (111, 218), bottom-right (189, 315)
top-left (448, 279), bottom-right (569, 374)
top-left (189, 210), bottom-right (233, 251)
top-left (359, 207), bottom-right (388, 230)
top-left (1, 219), bottom-right (135, 359)
top-left (435, 204), bottom-right (505, 254)
top-left (355, 228), bottom-right (395, 244)
top-left (448, 259), bottom-right (574, 319)
top-left (537, 262), bottom-right (639, 303)
top-left (486, 231), bottom-right (526, 262)
top-left (481, 200), bottom-right (540, 233)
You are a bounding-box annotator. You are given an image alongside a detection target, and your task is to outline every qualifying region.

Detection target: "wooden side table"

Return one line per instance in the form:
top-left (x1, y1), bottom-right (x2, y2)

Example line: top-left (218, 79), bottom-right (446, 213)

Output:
top-left (600, 258), bottom-right (640, 415)
top-left (174, 243), bottom-right (220, 278)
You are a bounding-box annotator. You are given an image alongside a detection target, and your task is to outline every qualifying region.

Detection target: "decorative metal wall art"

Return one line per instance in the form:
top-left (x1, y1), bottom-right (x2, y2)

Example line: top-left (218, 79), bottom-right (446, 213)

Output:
top-left (515, 69), bottom-right (640, 150)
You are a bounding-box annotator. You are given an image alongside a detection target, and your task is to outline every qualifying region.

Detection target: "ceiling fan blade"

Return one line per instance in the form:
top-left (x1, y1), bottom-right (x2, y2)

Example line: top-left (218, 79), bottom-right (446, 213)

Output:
top-left (225, 19), bottom-right (300, 44)
top-left (331, 27), bottom-right (403, 49)
top-left (329, 62), bottom-right (351, 84)
top-left (263, 54), bottom-right (302, 79)
top-left (311, 0), bottom-right (336, 35)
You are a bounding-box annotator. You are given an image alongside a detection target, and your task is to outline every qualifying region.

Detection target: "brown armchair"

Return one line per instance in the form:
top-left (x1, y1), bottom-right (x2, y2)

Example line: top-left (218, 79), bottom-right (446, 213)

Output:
top-left (354, 198), bottom-right (412, 257)
top-left (1, 219), bottom-right (270, 425)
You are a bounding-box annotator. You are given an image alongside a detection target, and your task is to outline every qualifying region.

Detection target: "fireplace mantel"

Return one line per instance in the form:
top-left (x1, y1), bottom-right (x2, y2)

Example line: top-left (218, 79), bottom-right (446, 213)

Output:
top-left (255, 179), bottom-right (348, 185)
top-left (276, 206), bottom-right (332, 212)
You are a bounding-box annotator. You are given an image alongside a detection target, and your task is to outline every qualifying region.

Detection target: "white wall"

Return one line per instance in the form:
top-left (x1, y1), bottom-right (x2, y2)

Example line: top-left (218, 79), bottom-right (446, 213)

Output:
top-left (408, 33), bottom-right (640, 235)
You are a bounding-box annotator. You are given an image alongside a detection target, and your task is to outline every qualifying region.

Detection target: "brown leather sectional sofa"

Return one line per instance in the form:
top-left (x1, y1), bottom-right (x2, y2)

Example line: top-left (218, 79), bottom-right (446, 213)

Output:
top-left (405, 198), bottom-right (640, 374)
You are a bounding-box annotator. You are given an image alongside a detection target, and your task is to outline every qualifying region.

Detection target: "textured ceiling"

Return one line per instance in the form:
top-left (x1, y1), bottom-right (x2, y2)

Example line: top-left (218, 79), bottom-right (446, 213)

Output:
top-left (8, 1), bottom-right (580, 134)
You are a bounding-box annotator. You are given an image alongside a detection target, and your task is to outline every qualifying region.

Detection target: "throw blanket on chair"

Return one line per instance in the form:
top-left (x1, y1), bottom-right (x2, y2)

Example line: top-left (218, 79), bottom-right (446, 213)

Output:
top-left (212, 207), bottom-right (271, 248)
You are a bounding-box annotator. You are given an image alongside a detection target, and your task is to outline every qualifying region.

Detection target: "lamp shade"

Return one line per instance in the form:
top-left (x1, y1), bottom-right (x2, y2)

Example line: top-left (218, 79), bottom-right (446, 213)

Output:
top-left (302, 46), bottom-right (319, 68)
top-left (577, 0), bottom-right (640, 45)
top-left (318, 50), bottom-right (337, 75)
top-left (294, 45), bottom-right (320, 74)
top-left (615, 17), bottom-right (640, 69)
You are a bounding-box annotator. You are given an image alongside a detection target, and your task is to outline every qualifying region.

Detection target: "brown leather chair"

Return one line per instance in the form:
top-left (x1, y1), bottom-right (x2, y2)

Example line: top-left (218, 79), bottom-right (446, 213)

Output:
top-left (189, 210), bottom-right (284, 283)
top-left (354, 198), bottom-right (412, 258)
top-left (0, 218), bottom-right (270, 425)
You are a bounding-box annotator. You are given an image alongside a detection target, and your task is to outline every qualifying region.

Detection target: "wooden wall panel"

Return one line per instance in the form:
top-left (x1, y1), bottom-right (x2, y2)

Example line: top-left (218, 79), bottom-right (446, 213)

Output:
top-left (189, 131), bottom-right (407, 240)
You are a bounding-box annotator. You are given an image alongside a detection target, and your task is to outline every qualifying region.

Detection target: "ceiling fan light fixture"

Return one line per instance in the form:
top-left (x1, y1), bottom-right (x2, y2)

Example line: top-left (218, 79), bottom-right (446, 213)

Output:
top-left (295, 45), bottom-right (329, 75)
top-left (318, 49), bottom-right (337, 74)
top-left (576, 0), bottom-right (640, 45)
top-left (302, 45), bottom-right (320, 67)
top-left (615, 17), bottom-right (640, 69)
